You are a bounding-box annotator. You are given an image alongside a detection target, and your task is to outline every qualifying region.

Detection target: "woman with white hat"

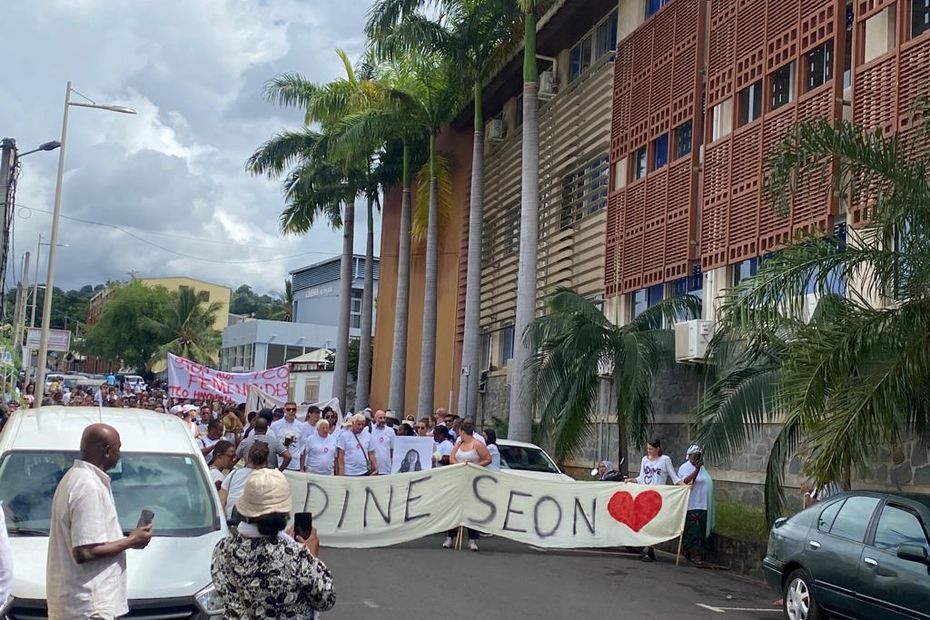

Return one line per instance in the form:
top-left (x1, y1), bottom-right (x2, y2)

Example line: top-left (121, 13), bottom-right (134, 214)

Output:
top-left (211, 469), bottom-right (336, 617)
top-left (677, 444), bottom-right (715, 565)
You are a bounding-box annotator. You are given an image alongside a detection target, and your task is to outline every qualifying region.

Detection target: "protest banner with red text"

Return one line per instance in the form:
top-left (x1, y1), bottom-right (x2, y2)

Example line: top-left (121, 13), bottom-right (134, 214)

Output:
top-left (166, 353), bottom-right (289, 404)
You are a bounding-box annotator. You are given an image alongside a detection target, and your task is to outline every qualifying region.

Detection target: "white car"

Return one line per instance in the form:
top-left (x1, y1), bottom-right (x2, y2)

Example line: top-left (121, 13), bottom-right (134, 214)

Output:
top-left (496, 439), bottom-right (574, 481)
top-left (0, 407), bottom-right (226, 618)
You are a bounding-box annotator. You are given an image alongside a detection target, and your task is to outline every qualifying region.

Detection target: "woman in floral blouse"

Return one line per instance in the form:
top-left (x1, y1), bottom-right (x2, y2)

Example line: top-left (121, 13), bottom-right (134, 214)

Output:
top-left (211, 469), bottom-right (336, 618)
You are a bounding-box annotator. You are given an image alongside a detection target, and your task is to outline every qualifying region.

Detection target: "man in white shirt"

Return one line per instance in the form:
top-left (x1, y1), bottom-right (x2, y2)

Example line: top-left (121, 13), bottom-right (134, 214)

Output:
top-left (47, 424), bottom-right (153, 619)
top-left (335, 414), bottom-right (378, 476)
top-left (271, 402), bottom-right (308, 472)
top-left (369, 409), bottom-right (395, 475)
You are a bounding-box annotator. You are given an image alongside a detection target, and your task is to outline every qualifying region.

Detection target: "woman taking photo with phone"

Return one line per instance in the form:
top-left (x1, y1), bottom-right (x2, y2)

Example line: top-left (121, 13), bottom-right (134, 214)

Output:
top-left (212, 469), bottom-right (336, 617)
top-left (678, 444), bottom-right (715, 565)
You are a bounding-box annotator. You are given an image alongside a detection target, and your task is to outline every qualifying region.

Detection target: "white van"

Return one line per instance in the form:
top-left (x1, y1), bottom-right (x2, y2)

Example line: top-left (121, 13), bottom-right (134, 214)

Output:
top-left (0, 407), bottom-right (226, 618)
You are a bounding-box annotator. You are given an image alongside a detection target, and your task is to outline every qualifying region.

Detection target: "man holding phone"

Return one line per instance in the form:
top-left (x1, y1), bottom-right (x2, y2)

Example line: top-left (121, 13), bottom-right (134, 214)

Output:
top-left (47, 424), bottom-right (153, 620)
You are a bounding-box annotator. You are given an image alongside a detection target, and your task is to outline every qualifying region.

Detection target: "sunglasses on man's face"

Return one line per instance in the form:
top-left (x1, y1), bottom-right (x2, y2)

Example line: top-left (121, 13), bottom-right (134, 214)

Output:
top-left (285, 407), bottom-right (297, 412)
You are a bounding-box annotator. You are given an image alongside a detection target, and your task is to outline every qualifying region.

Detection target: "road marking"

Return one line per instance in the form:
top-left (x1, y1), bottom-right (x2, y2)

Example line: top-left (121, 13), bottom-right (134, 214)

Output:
top-left (696, 603), bottom-right (781, 613)
top-left (338, 599), bottom-right (380, 608)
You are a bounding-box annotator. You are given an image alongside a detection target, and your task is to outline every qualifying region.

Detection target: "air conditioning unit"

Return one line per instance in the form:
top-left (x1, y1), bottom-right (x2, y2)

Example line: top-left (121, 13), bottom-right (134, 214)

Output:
top-left (674, 319), bottom-right (715, 363)
top-left (487, 118), bottom-right (506, 141)
top-left (539, 69), bottom-right (557, 100)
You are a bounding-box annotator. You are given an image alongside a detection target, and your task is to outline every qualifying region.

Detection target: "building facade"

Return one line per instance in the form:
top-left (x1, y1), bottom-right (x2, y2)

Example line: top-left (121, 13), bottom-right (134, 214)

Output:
top-left (139, 276), bottom-right (232, 331)
top-left (290, 255), bottom-right (379, 338)
top-left (220, 319), bottom-right (337, 372)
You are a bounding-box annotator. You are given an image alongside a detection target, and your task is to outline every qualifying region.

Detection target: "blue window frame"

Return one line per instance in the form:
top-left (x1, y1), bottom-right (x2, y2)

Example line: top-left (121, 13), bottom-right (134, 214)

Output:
top-left (647, 283), bottom-right (664, 307)
top-left (647, 0), bottom-right (671, 18)
top-left (632, 289), bottom-right (648, 319)
top-left (652, 134), bottom-right (669, 171)
top-left (732, 257), bottom-right (759, 286)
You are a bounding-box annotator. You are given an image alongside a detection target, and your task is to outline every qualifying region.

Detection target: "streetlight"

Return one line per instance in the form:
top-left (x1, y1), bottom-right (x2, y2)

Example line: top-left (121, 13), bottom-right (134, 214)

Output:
top-left (17, 141), bottom-right (62, 158)
top-left (34, 82), bottom-right (135, 404)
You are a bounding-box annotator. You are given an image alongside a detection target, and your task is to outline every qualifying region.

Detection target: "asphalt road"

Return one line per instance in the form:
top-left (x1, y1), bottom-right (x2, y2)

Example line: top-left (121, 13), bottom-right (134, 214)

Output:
top-left (321, 535), bottom-right (782, 619)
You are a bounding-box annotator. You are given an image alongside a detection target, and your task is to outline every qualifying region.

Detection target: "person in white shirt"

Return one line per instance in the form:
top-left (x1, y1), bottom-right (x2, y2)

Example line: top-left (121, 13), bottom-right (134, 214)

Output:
top-left (433, 426), bottom-right (454, 466)
top-left (199, 420), bottom-right (225, 459)
top-left (220, 442), bottom-right (269, 521)
top-left (677, 444), bottom-right (715, 565)
top-left (47, 424), bottom-right (153, 619)
top-left (208, 440), bottom-right (237, 491)
top-left (369, 410), bottom-right (395, 475)
top-left (302, 419), bottom-right (338, 475)
top-left (482, 428), bottom-right (501, 471)
top-left (335, 414), bottom-right (378, 476)
top-left (633, 437), bottom-right (682, 562)
top-left (271, 402), bottom-right (309, 472)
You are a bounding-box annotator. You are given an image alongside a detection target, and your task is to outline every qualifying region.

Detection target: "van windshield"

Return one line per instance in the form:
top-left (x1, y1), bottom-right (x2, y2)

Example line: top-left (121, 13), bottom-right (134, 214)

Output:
top-left (0, 451), bottom-right (220, 537)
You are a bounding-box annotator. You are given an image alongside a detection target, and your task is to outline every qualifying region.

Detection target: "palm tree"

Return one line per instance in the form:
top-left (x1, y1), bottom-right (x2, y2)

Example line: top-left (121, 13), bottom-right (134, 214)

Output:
top-left (695, 110), bottom-right (930, 521)
top-left (273, 280), bottom-right (294, 322)
top-left (508, 0), bottom-right (543, 441)
top-left (143, 287), bottom-right (222, 367)
top-left (368, 0), bottom-right (520, 419)
top-left (529, 289), bottom-right (701, 462)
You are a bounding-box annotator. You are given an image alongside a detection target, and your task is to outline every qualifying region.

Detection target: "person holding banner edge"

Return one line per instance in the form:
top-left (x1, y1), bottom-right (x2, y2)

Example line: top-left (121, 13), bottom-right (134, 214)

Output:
top-left (445, 419), bottom-right (491, 551)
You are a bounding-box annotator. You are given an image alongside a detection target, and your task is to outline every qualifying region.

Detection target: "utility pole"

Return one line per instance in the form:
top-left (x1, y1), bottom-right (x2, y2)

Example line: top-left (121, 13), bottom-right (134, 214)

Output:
top-left (0, 138), bottom-right (16, 318)
top-left (12, 252), bottom-right (30, 351)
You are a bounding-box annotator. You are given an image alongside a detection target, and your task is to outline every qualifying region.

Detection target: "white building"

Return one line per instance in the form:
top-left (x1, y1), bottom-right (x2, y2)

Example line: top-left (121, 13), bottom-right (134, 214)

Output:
top-left (220, 319), bottom-right (337, 372)
top-left (288, 349), bottom-right (334, 404)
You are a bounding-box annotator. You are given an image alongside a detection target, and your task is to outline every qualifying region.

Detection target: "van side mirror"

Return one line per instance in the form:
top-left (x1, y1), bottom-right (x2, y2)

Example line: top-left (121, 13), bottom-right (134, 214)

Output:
top-left (896, 544), bottom-right (930, 566)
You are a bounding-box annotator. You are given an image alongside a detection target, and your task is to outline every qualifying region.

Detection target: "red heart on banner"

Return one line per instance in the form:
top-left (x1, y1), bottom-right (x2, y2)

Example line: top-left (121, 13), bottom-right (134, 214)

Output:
top-left (607, 490), bottom-right (663, 532)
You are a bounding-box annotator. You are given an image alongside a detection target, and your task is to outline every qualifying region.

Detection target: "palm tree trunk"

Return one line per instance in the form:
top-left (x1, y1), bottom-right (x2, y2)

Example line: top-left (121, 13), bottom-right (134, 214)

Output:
top-left (508, 7), bottom-right (539, 442)
top-left (332, 200), bottom-right (355, 407)
top-left (458, 82), bottom-right (485, 419)
top-left (355, 192), bottom-right (375, 412)
top-left (417, 134), bottom-right (440, 417)
top-left (388, 144), bottom-right (412, 414)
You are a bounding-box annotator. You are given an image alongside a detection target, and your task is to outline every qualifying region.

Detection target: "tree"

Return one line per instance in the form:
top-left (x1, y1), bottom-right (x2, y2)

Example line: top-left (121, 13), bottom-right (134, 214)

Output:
top-left (272, 280), bottom-right (294, 321)
top-left (509, 0), bottom-right (544, 441)
top-left (142, 286), bottom-right (222, 367)
top-left (82, 281), bottom-right (171, 370)
top-left (694, 110), bottom-right (930, 521)
top-left (528, 289), bottom-right (701, 462)
top-left (368, 0), bottom-right (520, 419)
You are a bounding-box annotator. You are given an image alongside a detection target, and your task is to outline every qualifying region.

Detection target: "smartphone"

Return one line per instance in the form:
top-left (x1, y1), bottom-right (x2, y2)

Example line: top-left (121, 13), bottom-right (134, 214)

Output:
top-left (294, 512), bottom-right (312, 540)
top-left (137, 509), bottom-right (155, 528)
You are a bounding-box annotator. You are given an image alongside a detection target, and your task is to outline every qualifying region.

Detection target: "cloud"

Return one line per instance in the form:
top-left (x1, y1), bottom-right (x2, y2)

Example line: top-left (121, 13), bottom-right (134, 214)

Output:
top-left (3, 0), bottom-right (379, 295)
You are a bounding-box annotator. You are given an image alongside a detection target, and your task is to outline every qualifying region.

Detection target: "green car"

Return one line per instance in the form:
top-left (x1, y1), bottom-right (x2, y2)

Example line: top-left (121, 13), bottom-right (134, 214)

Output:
top-left (763, 491), bottom-right (930, 619)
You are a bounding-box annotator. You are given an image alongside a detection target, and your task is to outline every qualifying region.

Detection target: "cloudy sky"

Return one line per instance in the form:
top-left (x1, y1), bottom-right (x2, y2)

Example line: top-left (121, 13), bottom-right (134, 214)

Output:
top-left (3, 0), bottom-right (377, 295)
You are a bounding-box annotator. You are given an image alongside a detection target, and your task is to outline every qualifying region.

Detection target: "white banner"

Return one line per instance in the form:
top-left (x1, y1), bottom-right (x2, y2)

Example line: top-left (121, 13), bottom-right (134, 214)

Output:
top-left (245, 386), bottom-right (343, 421)
top-left (284, 464), bottom-right (690, 549)
top-left (166, 353), bottom-right (289, 404)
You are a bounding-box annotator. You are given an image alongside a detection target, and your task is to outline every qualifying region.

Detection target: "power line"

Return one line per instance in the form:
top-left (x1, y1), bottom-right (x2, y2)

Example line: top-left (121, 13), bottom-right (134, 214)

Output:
top-left (15, 204), bottom-right (347, 264)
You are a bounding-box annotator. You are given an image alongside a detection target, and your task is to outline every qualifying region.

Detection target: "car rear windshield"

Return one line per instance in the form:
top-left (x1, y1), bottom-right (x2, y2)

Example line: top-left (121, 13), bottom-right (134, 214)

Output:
top-left (499, 445), bottom-right (561, 475)
top-left (0, 451), bottom-right (220, 537)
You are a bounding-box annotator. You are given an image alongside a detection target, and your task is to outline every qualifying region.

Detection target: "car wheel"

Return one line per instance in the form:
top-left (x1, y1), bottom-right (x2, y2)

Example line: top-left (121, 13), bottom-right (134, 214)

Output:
top-left (784, 569), bottom-right (823, 620)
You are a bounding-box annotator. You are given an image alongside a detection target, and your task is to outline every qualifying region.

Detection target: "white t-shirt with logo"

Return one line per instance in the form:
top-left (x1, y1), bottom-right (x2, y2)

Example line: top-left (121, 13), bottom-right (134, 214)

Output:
top-left (636, 455), bottom-right (681, 486)
top-left (271, 419), bottom-right (309, 471)
top-left (336, 429), bottom-right (372, 476)
top-left (369, 425), bottom-right (395, 475)
top-left (304, 434), bottom-right (338, 475)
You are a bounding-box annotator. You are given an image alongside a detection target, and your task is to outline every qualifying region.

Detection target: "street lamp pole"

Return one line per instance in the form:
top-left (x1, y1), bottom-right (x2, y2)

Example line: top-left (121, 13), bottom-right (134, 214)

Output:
top-left (31, 235), bottom-right (43, 329)
top-left (34, 82), bottom-right (135, 405)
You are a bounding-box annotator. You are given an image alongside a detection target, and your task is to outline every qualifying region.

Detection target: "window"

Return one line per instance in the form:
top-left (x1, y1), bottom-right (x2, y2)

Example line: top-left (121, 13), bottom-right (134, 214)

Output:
top-left (770, 63), bottom-right (796, 111)
top-left (570, 10), bottom-right (619, 82)
top-left (596, 11), bottom-right (619, 57)
top-left (632, 289), bottom-right (648, 319)
top-left (350, 289), bottom-right (363, 329)
top-left (829, 496), bottom-right (881, 542)
top-left (738, 81), bottom-right (763, 126)
top-left (652, 134), bottom-right (669, 171)
top-left (732, 257), bottom-right (759, 286)
top-left (500, 325), bottom-right (515, 366)
top-left (647, 283), bottom-right (664, 308)
top-left (844, 2), bottom-right (854, 88)
top-left (806, 41), bottom-right (834, 92)
top-left (560, 154), bottom-right (609, 230)
top-left (197, 290), bottom-right (211, 303)
top-left (818, 500), bottom-right (844, 533)
top-left (864, 5), bottom-right (897, 63)
top-left (673, 267), bottom-right (703, 301)
top-left (674, 121), bottom-right (693, 159)
top-left (632, 146), bottom-right (647, 181)
top-left (913, 0), bottom-right (930, 38)
top-left (712, 98), bottom-right (733, 140)
top-left (874, 504), bottom-right (929, 550)
top-left (647, 0), bottom-right (671, 18)
top-left (303, 377), bottom-right (321, 403)
top-left (480, 332), bottom-right (492, 370)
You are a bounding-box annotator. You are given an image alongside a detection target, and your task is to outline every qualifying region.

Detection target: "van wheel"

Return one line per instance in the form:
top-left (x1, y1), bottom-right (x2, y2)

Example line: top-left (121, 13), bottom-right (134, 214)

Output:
top-left (783, 569), bottom-right (824, 620)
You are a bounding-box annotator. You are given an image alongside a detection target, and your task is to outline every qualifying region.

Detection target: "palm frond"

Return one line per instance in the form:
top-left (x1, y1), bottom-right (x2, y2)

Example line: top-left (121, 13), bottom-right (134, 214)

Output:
top-left (412, 151), bottom-right (452, 242)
